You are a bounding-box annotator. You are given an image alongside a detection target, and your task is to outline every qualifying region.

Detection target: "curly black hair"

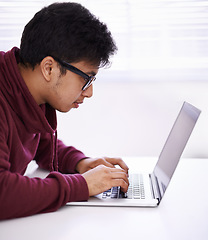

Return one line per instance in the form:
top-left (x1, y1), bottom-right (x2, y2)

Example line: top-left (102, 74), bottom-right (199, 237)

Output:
top-left (19, 2), bottom-right (117, 70)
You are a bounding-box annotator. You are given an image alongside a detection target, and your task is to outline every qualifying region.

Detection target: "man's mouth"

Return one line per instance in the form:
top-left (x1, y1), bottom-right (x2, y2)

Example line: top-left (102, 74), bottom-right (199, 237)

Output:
top-left (73, 101), bottom-right (83, 108)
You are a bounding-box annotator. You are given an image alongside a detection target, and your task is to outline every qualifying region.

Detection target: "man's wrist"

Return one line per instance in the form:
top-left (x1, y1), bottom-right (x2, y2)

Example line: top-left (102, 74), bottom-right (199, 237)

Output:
top-left (75, 157), bottom-right (89, 173)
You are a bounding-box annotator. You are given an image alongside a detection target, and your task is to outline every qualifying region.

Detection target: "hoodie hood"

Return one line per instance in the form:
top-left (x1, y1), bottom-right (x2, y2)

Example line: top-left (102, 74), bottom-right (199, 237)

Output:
top-left (0, 47), bottom-right (57, 134)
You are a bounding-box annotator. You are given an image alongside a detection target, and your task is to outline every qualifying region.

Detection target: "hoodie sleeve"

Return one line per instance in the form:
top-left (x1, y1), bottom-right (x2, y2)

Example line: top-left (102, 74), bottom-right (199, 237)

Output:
top-left (57, 139), bottom-right (88, 173)
top-left (0, 116), bottom-right (89, 220)
top-left (0, 164), bottom-right (89, 220)
top-left (35, 132), bottom-right (87, 173)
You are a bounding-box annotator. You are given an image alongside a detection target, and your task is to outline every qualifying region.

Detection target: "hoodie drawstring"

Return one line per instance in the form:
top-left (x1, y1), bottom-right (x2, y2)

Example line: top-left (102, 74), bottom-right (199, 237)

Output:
top-left (50, 131), bottom-right (58, 172)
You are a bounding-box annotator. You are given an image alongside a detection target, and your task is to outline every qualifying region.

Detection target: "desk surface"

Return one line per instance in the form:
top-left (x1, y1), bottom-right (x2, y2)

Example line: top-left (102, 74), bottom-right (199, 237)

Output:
top-left (0, 157), bottom-right (208, 240)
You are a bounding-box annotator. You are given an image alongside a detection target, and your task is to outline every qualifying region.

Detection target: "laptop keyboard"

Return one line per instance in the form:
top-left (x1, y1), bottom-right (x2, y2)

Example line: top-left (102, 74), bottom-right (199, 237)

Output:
top-left (102, 174), bottom-right (145, 199)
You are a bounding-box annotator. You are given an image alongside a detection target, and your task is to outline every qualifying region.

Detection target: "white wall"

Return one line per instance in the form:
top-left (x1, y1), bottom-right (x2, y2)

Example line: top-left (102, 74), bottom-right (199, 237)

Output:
top-left (57, 79), bottom-right (208, 159)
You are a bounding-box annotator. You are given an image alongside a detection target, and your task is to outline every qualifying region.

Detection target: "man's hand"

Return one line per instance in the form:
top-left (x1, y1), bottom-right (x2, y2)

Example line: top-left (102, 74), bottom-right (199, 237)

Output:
top-left (82, 164), bottom-right (129, 196)
top-left (76, 157), bottom-right (129, 174)
top-left (76, 157), bottom-right (129, 196)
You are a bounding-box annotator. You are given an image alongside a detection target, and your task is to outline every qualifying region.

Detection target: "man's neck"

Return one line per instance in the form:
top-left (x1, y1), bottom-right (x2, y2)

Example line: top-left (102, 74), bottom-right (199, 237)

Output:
top-left (18, 63), bottom-right (45, 106)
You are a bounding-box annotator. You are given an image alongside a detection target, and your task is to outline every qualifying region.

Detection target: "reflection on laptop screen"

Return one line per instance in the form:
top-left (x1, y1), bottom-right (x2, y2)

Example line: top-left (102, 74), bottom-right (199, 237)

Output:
top-left (153, 102), bottom-right (201, 197)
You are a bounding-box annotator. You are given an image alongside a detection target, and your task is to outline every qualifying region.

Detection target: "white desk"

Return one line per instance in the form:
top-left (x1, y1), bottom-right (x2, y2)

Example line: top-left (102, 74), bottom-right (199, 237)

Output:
top-left (0, 157), bottom-right (208, 240)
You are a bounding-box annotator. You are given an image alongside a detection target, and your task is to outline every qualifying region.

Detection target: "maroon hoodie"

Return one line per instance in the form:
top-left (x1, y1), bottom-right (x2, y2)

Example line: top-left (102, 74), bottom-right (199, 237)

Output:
top-left (0, 48), bottom-right (89, 220)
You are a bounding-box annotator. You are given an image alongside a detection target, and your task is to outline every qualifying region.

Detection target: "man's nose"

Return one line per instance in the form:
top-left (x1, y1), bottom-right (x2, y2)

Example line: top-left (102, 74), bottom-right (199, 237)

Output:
top-left (82, 84), bottom-right (93, 98)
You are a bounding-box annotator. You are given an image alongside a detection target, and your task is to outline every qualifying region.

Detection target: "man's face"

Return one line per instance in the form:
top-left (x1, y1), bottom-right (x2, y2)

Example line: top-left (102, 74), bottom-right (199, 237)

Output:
top-left (47, 60), bottom-right (98, 112)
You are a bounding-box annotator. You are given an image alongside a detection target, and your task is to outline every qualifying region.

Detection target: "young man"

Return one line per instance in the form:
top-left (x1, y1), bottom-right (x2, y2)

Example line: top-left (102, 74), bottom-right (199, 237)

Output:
top-left (0, 2), bottom-right (129, 220)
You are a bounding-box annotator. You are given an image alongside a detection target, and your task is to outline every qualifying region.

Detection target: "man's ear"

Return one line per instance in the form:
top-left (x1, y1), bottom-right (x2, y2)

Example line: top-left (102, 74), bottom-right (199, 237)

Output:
top-left (40, 56), bottom-right (55, 82)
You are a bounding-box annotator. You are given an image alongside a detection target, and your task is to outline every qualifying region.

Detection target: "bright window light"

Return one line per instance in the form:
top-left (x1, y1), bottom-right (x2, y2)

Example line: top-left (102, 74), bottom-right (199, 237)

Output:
top-left (0, 0), bottom-right (208, 81)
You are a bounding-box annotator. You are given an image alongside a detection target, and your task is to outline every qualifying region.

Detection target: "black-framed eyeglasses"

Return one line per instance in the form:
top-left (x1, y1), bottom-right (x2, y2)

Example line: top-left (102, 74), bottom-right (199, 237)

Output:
top-left (52, 56), bottom-right (96, 91)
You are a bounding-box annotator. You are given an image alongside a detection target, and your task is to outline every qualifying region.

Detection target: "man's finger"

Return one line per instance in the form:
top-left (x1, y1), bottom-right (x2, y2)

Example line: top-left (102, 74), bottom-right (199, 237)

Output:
top-left (104, 157), bottom-right (129, 173)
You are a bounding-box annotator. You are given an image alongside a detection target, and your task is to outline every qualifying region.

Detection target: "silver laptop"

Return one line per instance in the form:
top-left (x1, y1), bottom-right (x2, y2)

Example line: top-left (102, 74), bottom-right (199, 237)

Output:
top-left (68, 102), bottom-right (201, 207)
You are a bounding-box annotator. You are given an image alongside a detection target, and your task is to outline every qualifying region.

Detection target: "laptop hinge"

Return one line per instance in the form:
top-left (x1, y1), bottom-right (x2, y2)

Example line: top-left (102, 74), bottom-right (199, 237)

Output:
top-left (149, 173), bottom-right (162, 203)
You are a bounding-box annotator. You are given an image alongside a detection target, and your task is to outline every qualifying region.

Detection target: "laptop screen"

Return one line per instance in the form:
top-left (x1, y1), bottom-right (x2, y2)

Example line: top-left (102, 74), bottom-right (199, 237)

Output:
top-left (153, 102), bottom-right (201, 198)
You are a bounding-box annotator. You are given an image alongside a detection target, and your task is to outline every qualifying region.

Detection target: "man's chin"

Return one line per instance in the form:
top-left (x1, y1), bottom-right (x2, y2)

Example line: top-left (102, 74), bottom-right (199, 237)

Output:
top-left (57, 105), bottom-right (73, 113)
